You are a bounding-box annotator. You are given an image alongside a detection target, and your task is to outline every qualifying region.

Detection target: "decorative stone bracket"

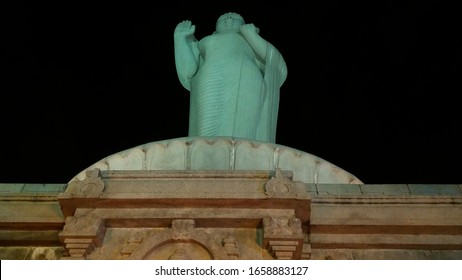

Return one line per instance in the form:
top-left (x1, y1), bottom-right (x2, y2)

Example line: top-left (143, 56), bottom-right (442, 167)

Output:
top-left (58, 210), bottom-right (105, 259)
top-left (262, 216), bottom-right (305, 260)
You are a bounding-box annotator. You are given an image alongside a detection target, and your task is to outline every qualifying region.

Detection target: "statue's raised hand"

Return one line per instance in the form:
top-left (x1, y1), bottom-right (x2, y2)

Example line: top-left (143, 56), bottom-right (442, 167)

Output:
top-left (240, 23), bottom-right (259, 35)
top-left (174, 20), bottom-right (196, 38)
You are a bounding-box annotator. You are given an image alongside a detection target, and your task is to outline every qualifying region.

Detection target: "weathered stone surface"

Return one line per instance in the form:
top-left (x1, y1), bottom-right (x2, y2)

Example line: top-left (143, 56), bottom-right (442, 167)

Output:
top-left (309, 186), bottom-right (462, 253)
top-left (0, 184), bottom-right (66, 194)
top-left (0, 246), bottom-right (64, 260)
top-left (1, 179), bottom-right (462, 259)
top-left (311, 249), bottom-right (462, 260)
top-left (55, 169), bottom-right (310, 259)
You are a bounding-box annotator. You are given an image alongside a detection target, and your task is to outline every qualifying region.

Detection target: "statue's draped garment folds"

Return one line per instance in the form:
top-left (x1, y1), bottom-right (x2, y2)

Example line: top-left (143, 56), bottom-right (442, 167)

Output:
top-left (174, 14), bottom-right (287, 143)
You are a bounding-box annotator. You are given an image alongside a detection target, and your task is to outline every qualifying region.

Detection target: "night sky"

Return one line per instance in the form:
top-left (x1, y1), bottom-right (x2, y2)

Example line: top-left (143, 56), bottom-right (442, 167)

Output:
top-left (1, 1), bottom-right (460, 184)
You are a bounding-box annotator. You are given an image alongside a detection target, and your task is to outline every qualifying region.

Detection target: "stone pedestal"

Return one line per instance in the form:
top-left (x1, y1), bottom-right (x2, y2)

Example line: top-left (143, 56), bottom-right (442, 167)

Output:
top-left (57, 168), bottom-right (310, 260)
top-left (1, 138), bottom-right (461, 260)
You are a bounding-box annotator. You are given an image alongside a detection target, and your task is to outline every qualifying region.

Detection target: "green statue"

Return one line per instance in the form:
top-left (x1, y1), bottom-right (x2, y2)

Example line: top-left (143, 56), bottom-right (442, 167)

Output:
top-left (174, 12), bottom-right (287, 143)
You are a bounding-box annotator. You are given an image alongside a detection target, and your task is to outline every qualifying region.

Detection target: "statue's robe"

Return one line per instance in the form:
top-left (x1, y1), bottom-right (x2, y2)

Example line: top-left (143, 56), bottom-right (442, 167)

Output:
top-left (184, 32), bottom-right (287, 143)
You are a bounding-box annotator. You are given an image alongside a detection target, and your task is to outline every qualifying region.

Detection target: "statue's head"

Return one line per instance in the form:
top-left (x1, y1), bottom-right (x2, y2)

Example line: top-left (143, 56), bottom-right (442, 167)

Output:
top-left (215, 12), bottom-right (245, 34)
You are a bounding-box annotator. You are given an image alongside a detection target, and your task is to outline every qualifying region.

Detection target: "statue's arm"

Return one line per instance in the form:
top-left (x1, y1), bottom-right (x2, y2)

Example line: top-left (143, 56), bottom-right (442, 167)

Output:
top-left (239, 24), bottom-right (268, 61)
top-left (174, 20), bottom-right (199, 91)
top-left (240, 23), bottom-right (287, 84)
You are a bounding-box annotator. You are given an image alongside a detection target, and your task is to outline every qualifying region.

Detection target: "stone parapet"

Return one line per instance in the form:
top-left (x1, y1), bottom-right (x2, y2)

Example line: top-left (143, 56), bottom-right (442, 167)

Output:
top-left (56, 168), bottom-right (310, 259)
top-left (1, 179), bottom-right (461, 259)
top-left (309, 184), bottom-right (462, 259)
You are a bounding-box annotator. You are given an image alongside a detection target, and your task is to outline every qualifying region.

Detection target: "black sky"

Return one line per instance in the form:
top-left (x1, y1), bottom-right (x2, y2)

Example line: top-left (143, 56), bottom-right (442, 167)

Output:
top-left (1, 1), bottom-right (460, 184)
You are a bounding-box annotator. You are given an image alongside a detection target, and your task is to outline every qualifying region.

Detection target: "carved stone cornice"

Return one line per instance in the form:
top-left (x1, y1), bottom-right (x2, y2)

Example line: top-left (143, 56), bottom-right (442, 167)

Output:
top-left (56, 168), bottom-right (311, 259)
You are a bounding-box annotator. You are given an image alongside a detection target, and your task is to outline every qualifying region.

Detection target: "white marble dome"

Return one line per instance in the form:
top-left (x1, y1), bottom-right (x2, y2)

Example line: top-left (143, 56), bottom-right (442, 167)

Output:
top-left (70, 137), bottom-right (363, 184)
